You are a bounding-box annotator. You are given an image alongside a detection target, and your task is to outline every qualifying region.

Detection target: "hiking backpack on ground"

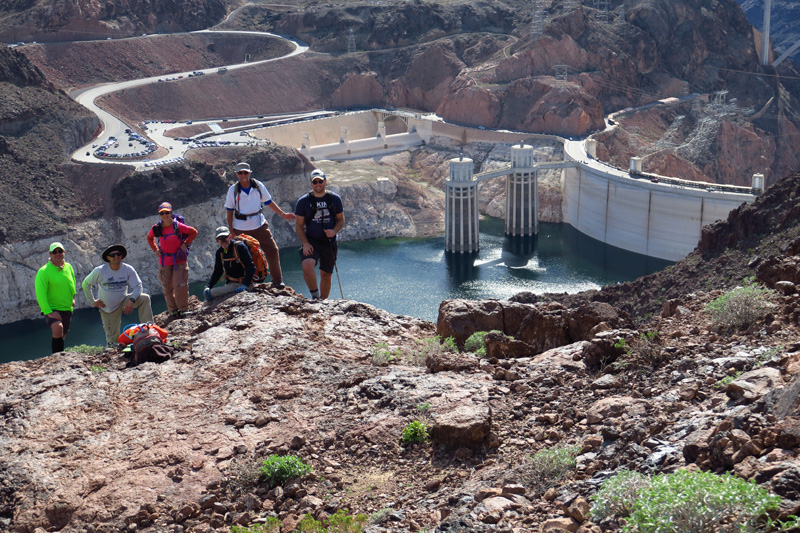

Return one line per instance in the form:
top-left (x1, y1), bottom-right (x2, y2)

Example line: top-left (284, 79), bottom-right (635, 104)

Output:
top-left (124, 323), bottom-right (173, 366)
top-left (230, 235), bottom-right (269, 283)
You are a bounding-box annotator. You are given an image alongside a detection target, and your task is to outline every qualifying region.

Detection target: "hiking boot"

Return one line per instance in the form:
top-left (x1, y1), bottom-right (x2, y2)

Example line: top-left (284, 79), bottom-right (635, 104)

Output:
top-left (203, 287), bottom-right (212, 302)
top-left (169, 310), bottom-right (183, 319)
top-left (272, 281), bottom-right (285, 289)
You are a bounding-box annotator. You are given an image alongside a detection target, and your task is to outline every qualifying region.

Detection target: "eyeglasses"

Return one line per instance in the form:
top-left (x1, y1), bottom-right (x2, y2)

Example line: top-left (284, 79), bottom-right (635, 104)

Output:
top-left (50, 249), bottom-right (64, 254)
top-left (107, 252), bottom-right (122, 258)
top-left (311, 179), bottom-right (325, 184)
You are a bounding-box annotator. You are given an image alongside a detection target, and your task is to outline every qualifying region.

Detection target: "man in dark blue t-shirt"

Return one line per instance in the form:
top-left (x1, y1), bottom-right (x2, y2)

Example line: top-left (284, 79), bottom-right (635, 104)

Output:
top-left (294, 169), bottom-right (345, 299)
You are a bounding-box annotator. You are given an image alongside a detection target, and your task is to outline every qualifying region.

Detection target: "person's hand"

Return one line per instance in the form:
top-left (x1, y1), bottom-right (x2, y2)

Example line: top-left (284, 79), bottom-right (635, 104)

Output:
top-left (180, 243), bottom-right (188, 251)
top-left (302, 243), bottom-right (314, 256)
top-left (324, 229), bottom-right (337, 238)
top-left (123, 302), bottom-right (134, 314)
top-left (46, 311), bottom-right (61, 320)
top-left (234, 286), bottom-right (247, 294)
top-left (282, 213), bottom-right (297, 221)
top-left (93, 299), bottom-right (106, 309)
top-left (153, 248), bottom-right (160, 256)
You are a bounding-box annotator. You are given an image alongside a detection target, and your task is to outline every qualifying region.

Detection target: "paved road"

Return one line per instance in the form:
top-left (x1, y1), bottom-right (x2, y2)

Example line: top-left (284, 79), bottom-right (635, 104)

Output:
top-left (69, 31), bottom-right (309, 170)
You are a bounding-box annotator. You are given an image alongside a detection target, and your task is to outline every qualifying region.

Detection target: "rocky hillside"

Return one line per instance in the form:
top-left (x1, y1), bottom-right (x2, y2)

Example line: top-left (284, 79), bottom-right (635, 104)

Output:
top-left (0, 0), bottom-right (227, 43)
top-left (0, 44), bottom-right (98, 245)
top-left (3, 171), bottom-right (800, 532)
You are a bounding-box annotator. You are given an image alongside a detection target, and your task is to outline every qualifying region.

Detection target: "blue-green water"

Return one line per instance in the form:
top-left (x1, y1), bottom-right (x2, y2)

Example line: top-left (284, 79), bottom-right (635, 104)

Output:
top-left (0, 219), bottom-right (671, 363)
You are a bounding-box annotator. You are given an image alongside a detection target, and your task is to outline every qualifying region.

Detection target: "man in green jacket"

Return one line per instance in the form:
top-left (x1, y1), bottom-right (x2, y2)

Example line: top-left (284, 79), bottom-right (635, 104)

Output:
top-left (34, 242), bottom-right (77, 354)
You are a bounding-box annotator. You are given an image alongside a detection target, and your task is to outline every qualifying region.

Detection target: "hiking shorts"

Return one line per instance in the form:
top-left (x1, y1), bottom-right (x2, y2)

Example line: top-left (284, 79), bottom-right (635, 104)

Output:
top-left (299, 237), bottom-right (338, 273)
top-left (44, 310), bottom-right (73, 336)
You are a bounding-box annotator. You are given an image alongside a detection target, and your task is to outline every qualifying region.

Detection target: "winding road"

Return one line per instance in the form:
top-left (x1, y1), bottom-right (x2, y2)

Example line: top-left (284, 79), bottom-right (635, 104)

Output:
top-left (69, 30), bottom-right (309, 170)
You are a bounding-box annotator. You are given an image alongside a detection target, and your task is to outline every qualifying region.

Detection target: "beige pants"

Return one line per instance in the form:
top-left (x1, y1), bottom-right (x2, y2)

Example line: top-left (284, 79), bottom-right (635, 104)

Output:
top-left (99, 294), bottom-right (154, 346)
top-left (158, 262), bottom-right (189, 312)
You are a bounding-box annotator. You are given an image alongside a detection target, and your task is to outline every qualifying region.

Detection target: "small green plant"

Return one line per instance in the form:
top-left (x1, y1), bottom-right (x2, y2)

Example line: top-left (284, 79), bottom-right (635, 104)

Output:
top-left (613, 331), bottom-right (666, 368)
top-left (297, 509), bottom-right (367, 532)
top-left (516, 445), bottom-right (581, 496)
top-left (417, 402), bottom-right (431, 412)
top-left (706, 278), bottom-right (777, 331)
top-left (464, 330), bottom-right (498, 357)
top-left (231, 518), bottom-right (279, 533)
top-left (589, 470), bottom-right (651, 521)
top-left (72, 344), bottom-right (105, 355)
top-left (259, 455), bottom-right (312, 488)
top-left (90, 365), bottom-right (106, 373)
top-left (619, 469), bottom-right (780, 532)
top-left (370, 508), bottom-right (394, 525)
top-left (407, 335), bottom-right (457, 366)
top-left (371, 342), bottom-right (402, 366)
top-left (401, 420), bottom-right (429, 445)
top-left (226, 457), bottom-right (263, 497)
top-left (716, 370), bottom-right (744, 389)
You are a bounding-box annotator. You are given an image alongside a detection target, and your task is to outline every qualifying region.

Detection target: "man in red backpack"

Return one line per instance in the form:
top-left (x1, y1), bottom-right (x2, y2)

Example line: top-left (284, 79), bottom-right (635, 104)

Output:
top-left (203, 226), bottom-right (256, 301)
top-left (225, 162), bottom-right (295, 288)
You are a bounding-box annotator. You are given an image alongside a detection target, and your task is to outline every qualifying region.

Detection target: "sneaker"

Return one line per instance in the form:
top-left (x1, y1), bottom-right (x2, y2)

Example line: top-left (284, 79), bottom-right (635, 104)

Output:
top-left (170, 310), bottom-right (183, 318)
top-left (203, 287), bottom-right (212, 302)
top-left (272, 281), bottom-right (285, 289)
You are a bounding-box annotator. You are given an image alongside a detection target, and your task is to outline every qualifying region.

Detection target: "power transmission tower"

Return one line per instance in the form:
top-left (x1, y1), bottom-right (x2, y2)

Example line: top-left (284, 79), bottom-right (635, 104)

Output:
top-left (593, 0), bottom-right (610, 23)
top-left (347, 29), bottom-right (356, 53)
top-left (530, 0), bottom-right (547, 38)
top-left (553, 65), bottom-right (570, 84)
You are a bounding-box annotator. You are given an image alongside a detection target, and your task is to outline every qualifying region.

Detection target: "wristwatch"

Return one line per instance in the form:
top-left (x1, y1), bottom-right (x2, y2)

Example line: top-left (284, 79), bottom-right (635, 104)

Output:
top-left (129, 297), bottom-right (136, 303)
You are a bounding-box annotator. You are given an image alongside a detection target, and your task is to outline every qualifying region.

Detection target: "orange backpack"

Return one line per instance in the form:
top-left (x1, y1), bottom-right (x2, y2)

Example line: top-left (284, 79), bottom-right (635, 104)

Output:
top-left (231, 234), bottom-right (269, 283)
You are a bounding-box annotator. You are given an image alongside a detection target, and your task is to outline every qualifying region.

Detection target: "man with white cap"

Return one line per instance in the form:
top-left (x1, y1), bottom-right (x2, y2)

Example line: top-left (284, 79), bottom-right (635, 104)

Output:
top-left (294, 168), bottom-right (345, 299)
top-left (82, 244), bottom-right (154, 346)
top-left (34, 241), bottom-right (76, 354)
top-left (225, 161), bottom-right (295, 287)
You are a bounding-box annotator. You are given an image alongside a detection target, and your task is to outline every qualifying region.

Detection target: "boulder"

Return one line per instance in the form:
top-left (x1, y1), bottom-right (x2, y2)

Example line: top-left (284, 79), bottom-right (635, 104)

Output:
top-left (430, 404), bottom-right (492, 449)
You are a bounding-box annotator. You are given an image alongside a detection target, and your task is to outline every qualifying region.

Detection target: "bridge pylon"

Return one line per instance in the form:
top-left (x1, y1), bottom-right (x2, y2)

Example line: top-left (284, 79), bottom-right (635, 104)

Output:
top-left (445, 156), bottom-right (480, 253)
top-left (505, 144), bottom-right (538, 236)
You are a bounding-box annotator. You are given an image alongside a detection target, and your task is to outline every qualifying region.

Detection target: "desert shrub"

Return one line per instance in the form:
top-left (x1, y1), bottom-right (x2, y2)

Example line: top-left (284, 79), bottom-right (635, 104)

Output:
top-left (589, 470), bottom-right (651, 521)
top-left (516, 445), bottom-right (581, 495)
top-left (400, 420), bottom-right (429, 445)
top-left (623, 469), bottom-right (780, 532)
top-left (72, 344), bottom-right (104, 355)
top-left (464, 331), bottom-right (491, 356)
top-left (370, 508), bottom-right (394, 525)
top-left (226, 456), bottom-right (263, 497)
top-left (706, 279), bottom-right (776, 331)
top-left (613, 331), bottom-right (665, 368)
top-left (297, 509), bottom-right (367, 532)
top-left (371, 342), bottom-right (401, 366)
top-left (90, 365), bottom-right (106, 373)
top-left (259, 455), bottom-right (312, 488)
top-left (407, 335), bottom-right (457, 366)
top-left (230, 518), bottom-right (279, 533)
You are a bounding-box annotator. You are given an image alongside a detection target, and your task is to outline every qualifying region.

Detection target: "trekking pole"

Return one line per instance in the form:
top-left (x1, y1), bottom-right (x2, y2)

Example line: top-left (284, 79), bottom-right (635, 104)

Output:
top-left (331, 237), bottom-right (344, 299)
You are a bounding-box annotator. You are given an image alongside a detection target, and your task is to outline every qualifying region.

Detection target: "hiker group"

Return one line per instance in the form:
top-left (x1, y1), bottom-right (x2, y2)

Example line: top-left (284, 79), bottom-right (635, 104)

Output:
top-left (34, 163), bottom-right (345, 355)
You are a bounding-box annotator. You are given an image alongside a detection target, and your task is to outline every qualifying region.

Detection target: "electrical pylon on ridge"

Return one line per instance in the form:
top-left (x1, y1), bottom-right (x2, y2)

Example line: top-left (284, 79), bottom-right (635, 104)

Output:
top-left (347, 29), bottom-right (356, 53)
top-left (530, 0), bottom-right (547, 37)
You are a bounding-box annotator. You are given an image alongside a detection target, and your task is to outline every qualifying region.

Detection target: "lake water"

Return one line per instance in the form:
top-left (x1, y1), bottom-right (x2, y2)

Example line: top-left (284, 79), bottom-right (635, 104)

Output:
top-left (0, 219), bottom-right (671, 363)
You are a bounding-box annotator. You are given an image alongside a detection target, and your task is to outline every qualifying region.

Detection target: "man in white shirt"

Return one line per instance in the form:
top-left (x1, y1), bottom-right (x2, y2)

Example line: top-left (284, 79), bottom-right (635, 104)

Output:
top-left (225, 161), bottom-right (296, 287)
top-left (82, 244), bottom-right (154, 346)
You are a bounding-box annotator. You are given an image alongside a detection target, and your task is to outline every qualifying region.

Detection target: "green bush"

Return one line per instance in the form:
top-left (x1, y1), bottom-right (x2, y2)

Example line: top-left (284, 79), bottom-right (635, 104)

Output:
top-left (72, 344), bottom-right (105, 355)
top-left (706, 279), bottom-right (776, 331)
top-left (230, 518), bottom-right (279, 533)
top-left (620, 469), bottom-right (780, 532)
top-left (613, 331), bottom-right (665, 368)
top-left (259, 455), bottom-right (312, 488)
top-left (464, 331), bottom-right (491, 357)
top-left (297, 509), bottom-right (367, 532)
top-left (589, 470), bottom-right (650, 521)
top-left (516, 445), bottom-right (581, 496)
top-left (90, 365), bottom-right (106, 373)
top-left (371, 342), bottom-right (401, 366)
top-left (400, 420), bottom-right (429, 445)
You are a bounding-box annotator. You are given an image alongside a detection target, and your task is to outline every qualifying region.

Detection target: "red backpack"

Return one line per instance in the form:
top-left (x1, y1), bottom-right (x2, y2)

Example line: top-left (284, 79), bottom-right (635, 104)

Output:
top-left (230, 234), bottom-right (269, 283)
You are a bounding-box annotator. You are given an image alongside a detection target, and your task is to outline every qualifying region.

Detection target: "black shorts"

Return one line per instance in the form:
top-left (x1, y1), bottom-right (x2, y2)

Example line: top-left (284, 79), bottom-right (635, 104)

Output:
top-left (299, 237), bottom-right (338, 273)
top-left (44, 310), bottom-right (73, 336)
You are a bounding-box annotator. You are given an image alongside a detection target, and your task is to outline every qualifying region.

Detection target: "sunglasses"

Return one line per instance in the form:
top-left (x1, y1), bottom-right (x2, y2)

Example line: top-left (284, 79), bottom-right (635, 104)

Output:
top-left (50, 249), bottom-right (64, 254)
top-left (237, 171), bottom-right (250, 175)
top-left (311, 179), bottom-right (325, 184)
top-left (107, 252), bottom-right (122, 258)
top-left (160, 211), bottom-right (172, 215)
top-left (216, 235), bottom-right (229, 242)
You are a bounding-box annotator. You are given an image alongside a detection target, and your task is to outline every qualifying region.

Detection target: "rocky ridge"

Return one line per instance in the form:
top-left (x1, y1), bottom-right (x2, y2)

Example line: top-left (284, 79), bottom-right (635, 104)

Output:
top-left (4, 173), bottom-right (800, 532)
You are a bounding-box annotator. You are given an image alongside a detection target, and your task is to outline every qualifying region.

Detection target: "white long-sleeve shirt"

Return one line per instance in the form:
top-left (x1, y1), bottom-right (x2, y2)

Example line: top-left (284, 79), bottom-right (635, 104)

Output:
top-left (81, 263), bottom-right (144, 314)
